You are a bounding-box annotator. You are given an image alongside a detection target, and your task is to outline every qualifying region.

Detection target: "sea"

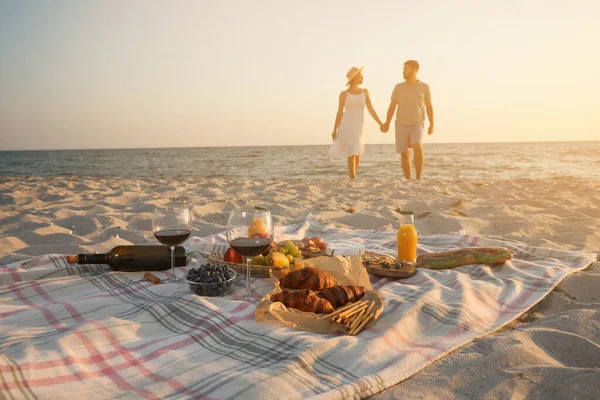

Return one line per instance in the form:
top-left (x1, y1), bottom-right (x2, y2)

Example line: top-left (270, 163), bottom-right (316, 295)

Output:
top-left (1, 142), bottom-right (599, 181)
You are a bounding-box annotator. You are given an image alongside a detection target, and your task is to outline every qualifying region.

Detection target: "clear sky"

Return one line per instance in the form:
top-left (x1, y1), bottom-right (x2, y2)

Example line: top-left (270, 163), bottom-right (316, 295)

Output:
top-left (1, 0), bottom-right (599, 150)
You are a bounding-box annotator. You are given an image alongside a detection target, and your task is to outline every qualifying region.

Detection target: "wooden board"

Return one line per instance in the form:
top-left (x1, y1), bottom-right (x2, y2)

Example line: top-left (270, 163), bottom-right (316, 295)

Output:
top-left (301, 249), bottom-right (327, 258)
top-left (364, 262), bottom-right (416, 278)
top-left (363, 252), bottom-right (417, 279)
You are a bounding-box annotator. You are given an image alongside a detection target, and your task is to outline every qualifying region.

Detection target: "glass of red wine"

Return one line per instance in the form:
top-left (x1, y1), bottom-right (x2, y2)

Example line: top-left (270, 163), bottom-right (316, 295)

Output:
top-left (226, 208), bottom-right (274, 302)
top-left (152, 207), bottom-right (192, 283)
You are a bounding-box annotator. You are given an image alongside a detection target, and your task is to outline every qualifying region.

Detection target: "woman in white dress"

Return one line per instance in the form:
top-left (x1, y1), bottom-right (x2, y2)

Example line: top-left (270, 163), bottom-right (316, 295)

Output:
top-left (330, 66), bottom-right (383, 179)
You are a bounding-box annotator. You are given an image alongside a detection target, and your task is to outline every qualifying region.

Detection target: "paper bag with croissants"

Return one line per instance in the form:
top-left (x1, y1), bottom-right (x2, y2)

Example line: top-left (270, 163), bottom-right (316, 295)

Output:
top-left (255, 255), bottom-right (384, 334)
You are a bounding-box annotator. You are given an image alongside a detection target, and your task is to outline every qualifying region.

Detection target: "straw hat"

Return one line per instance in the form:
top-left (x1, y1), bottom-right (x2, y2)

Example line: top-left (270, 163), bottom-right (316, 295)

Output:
top-left (346, 66), bottom-right (364, 85)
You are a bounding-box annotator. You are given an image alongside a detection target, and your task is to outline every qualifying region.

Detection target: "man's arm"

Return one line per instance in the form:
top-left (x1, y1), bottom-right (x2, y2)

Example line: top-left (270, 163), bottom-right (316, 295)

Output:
top-left (385, 100), bottom-right (397, 126)
top-left (425, 86), bottom-right (434, 135)
top-left (381, 86), bottom-right (398, 132)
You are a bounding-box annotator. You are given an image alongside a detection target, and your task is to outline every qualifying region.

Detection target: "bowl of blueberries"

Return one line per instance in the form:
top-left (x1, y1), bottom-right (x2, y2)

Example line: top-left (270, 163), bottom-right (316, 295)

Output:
top-left (185, 263), bottom-right (237, 297)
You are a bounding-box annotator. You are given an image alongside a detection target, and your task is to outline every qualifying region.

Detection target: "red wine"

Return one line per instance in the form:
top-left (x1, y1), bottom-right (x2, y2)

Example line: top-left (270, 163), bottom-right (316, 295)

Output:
top-left (229, 237), bottom-right (272, 257)
top-left (66, 245), bottom-right (187, 272)
top-left (154, 229), bottom-right (192, 246)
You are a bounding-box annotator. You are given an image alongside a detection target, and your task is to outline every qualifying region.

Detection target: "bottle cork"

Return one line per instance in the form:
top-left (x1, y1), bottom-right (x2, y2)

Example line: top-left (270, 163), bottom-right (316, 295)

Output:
top-left (143, 272), bottom-right (160, 284)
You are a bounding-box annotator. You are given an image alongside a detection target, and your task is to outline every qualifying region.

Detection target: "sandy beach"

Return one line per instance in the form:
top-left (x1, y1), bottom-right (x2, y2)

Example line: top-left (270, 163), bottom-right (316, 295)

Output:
top-left (1, 175), bottom-right (598, 398)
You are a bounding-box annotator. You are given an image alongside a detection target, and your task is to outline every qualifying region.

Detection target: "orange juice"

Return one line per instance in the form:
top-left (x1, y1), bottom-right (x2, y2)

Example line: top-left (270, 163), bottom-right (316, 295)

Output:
top-left (397, 211), bottom-right (418, 262)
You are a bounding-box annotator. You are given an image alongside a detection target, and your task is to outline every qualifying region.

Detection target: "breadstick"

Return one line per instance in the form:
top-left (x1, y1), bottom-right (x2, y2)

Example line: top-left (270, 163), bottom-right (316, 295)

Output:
top-left (349, 309), bottom-right (365, 331)
top-left (345, 312), bottom-right (360, 328)
top-left (344, 303), bottom-right (369, 318)
top-left (143, 272), bottom-right (160, 284)
top-left (322, 301), bottom-right (362, 320)
top-left (339, 302), bottom-right (368, 319)
top-left (350, 312), bottom-right (374, 336)
top-left (346, 313), bottom-right (359, 327)
top-left (363, 301), bottom-right (375, 319)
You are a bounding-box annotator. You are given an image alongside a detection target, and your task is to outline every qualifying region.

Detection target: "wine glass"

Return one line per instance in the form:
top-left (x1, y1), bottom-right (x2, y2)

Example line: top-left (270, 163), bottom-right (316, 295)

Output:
top-left (226, 208), bottom-right (274, 302)
top-left (153, 207), bottom-right (192, 283)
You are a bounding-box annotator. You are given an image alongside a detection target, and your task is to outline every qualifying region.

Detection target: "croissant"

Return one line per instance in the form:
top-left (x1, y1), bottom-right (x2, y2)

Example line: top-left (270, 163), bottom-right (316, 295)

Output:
top-left (316, 285), bottom-right (367, 309)
top-left (279, 267), bottom-right (337, 291)
top-left (271, 289), bottom-right (334, 314)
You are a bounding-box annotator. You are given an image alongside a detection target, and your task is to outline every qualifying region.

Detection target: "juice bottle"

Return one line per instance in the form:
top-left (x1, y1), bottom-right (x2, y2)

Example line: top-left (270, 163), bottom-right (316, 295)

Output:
top-left (397, 211), bottom-right (418, 263)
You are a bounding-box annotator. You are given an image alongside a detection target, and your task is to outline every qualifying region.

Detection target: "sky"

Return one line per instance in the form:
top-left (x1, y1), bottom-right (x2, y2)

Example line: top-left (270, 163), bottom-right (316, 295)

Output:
top-left (1, 0), bottom-right (599, 150)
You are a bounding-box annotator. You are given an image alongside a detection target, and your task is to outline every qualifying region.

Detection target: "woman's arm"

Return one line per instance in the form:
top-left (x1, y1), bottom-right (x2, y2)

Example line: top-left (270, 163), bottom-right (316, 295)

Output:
top-left (364, 89), bottom-right (383, 126)
top-left (331, 92), bottom-right (346, 140)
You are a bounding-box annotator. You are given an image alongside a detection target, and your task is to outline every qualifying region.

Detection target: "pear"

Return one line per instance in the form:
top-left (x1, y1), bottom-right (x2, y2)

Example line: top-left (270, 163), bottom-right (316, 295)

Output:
top-left (269, 252), bottom-right (290, 267)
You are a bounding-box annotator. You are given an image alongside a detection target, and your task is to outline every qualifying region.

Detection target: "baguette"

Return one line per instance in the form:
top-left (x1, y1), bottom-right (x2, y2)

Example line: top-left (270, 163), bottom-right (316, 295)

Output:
top-left (417, 247), bottom-right (514, 270)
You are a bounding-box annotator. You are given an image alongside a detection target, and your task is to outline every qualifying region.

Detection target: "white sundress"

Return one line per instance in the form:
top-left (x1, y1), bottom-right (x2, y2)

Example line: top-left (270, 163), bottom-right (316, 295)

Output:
top-left (329, 91), bottom-right (366, 157)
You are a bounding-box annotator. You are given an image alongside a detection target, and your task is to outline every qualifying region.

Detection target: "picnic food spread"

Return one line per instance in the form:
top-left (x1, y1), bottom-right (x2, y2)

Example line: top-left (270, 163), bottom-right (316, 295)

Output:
top-left (65, 213), bottom-right (516, 337)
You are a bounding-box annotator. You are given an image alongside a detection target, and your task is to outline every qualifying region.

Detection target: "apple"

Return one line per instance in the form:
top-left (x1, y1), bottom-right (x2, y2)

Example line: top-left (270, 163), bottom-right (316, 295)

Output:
top-left (224, 247), bottom-right (242, 264)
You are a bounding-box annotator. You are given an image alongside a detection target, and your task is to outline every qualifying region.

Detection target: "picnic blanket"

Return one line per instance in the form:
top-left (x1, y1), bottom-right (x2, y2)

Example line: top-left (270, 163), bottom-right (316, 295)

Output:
top-left (0, 216), bottom-right (596, 399)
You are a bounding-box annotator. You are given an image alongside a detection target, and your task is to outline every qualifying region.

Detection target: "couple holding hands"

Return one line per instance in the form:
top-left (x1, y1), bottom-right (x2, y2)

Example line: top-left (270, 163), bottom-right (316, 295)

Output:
top-left (330, 60), bottom-right (434, 180)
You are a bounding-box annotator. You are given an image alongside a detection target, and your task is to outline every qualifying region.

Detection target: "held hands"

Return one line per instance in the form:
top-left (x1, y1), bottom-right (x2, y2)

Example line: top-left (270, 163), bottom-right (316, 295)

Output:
top-left (380, 123), bottom-right (390, 133)
top-left (428, 124), bottom-right (434, 135)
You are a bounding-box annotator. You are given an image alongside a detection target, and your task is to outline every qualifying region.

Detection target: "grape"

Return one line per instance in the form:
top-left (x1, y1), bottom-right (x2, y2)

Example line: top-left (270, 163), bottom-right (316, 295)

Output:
top-left (286, 254), bottom-right (294, 263)
top-left (289, 249), bottom-right (300, 257)
top-left (285, 241), bottom-right (295, 251)
top-left (278, 247), bottom-right (288, 255)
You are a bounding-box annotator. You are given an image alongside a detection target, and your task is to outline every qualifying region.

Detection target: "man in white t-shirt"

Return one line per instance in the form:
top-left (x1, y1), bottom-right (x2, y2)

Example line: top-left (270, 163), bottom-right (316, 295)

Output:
top-left (381, 60), bottom-right (434, 180)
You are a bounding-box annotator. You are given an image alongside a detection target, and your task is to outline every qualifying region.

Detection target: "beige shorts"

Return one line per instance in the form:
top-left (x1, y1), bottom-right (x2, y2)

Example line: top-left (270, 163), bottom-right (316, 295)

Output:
top-left (395, 125), bottom-right (424, 153)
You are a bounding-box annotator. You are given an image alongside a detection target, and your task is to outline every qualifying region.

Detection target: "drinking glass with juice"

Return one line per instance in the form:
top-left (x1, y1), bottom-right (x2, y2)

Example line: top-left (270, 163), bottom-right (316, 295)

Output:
top-left (397, 211), bottom-right (418, 263)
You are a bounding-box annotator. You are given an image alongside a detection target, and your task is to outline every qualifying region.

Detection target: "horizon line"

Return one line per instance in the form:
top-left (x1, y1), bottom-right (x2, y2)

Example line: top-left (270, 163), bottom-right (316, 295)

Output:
top-left (1, 139), bottom-right (598, 152)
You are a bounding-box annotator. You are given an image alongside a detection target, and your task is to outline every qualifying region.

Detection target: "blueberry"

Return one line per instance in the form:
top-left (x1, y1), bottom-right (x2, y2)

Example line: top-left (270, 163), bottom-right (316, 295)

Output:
top-left (394, 263), bottom-right (402, 269)
top-left (364, 260), bottom-right (371, 265)
top-left (189, 268), bottom-right (197, 274)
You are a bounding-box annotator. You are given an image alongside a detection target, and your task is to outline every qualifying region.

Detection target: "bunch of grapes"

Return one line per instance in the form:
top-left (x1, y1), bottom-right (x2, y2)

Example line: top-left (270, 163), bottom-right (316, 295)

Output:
top-left (270, 241), bottom-right (303, 264)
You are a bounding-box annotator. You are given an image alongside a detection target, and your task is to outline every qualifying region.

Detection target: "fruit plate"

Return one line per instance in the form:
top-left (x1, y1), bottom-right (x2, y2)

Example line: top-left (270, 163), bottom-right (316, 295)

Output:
top-left (207, 253), bottom-right (288, 277)
top-left (363, 252), bottom-right (417, 279)
top-left (276, 238), bottom-right (327, 259)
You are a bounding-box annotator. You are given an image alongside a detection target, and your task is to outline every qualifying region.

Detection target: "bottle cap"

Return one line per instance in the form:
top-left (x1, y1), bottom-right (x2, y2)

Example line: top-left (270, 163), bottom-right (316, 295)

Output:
top-left (325, 244), bottom-right (365, 257)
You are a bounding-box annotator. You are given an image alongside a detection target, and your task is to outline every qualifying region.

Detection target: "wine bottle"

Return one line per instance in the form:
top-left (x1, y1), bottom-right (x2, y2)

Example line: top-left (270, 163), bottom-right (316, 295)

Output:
top-left (66, 245), bottom-right (187, 272)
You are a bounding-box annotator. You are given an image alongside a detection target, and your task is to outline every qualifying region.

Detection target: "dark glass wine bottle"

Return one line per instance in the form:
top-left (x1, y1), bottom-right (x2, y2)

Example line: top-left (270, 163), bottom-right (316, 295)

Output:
top-left (66, 245), bottom-right (187, 272)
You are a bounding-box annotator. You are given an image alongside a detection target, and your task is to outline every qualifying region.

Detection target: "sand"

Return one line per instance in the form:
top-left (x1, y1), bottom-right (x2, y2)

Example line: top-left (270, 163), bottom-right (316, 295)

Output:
top-left (1, 175), bottom-right (598, 398)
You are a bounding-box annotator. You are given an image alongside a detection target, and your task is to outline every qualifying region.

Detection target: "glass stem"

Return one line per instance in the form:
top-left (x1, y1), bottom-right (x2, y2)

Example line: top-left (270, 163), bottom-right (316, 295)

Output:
top-left (170, 246), bottom-right (175, 277)
top-left (246, 258), bottom-right (251, 299)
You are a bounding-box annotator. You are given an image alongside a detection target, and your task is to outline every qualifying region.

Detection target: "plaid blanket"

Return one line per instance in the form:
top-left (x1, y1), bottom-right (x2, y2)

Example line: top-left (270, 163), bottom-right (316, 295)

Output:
top-left (0, 217), bottom-right (596, 399)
